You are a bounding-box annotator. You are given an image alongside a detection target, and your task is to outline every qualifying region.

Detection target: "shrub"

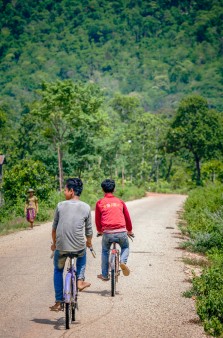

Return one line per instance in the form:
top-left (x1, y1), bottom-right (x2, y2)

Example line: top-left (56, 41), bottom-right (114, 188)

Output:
top-left (3, 159), bottom-right (54, 202)
top-left (192, 268), bottom-right (223, 336)
top-left (182, 183), bottom-right (223, 336)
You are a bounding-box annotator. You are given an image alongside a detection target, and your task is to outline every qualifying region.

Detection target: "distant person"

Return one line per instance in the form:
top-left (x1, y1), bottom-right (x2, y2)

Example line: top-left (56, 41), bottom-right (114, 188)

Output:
top-left (50, 178), bottom-right (93, 312)
top-left (95, 179), bottom-right (133, 281)
top-left (24, 188), bottom-right (38, 229)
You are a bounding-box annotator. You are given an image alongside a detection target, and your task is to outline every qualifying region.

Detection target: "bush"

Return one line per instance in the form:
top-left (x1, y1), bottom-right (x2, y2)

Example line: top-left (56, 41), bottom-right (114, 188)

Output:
top-left (182, 183), bottom-right (223, 336)
top-left (3, 159), bottom-right (54, 202)
top-left (192, 268), bottom-right (223, 336)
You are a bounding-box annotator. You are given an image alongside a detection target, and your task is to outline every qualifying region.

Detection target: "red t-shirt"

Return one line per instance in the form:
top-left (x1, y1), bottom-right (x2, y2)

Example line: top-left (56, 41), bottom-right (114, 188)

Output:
top-left (95, 193), bottom-right (132, 233)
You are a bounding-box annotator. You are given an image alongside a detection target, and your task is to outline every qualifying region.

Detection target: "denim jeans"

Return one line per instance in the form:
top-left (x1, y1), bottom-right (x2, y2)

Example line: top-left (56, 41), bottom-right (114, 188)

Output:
top-left (101, 232), bottom-right (129, 278)
top-left (53, 249), bottom-right (86, 302)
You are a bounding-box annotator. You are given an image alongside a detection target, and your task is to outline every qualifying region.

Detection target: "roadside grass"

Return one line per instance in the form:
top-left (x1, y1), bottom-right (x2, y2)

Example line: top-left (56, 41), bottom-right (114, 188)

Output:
top-left (180, 183), bottom-right (223, 337)
top-left (182, 256), bottom-right (210, 268)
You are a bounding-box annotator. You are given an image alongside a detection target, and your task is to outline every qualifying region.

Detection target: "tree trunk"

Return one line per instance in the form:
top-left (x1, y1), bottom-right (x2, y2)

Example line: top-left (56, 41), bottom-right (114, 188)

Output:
top-left (57, 144), bottom-right (63, 192)
top-left (122, 166), bottom-right (125, 188)
top-left (194, 154), bottom-right (201, 185)
top-left (165, 157), bottom-right (172, 181)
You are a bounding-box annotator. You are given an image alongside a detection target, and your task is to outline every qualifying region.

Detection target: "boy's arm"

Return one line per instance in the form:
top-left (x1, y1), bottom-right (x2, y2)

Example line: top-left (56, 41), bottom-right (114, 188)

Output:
top-left (123, 202), bottom-right (133, 233)
top-left (51, 228), bottom-right (56, 251)
top-left (51, 206), bottom-right (59, 251)
top-left (95, 202), bottom-right (102, 233)
top-left (85, 210), bottom-right (93, 248)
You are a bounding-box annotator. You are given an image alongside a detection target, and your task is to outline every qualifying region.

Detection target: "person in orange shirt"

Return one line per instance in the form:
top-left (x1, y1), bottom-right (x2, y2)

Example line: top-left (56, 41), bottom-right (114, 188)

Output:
top-left (95, 179), bottom-right (133, 281)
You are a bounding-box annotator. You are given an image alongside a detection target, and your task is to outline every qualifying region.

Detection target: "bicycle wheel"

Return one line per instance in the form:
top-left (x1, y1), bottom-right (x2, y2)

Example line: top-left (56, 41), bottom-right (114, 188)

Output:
top-left (71, 302), bottom-right (76, 321)
top-left (111, 254), bottom-right (116, 297)
top-left (111, 268), bottom-right (115, 296)
top-left (65, 303), bottom-right (72, 329)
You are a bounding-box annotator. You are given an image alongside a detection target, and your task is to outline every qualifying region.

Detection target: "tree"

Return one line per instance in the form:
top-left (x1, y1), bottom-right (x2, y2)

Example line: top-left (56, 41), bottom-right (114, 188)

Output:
top-left (32, 80), bottom-right (106, 189)
top-left (166, 95), bottom-right (223, 185)
top-left (0, 109), bottom-right (7, 153)
top-left (3, 159), bottom-right (53, 202)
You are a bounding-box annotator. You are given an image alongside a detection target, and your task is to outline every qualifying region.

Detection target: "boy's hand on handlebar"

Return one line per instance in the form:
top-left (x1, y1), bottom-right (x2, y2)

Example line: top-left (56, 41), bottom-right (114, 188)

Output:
top-left (51, 243), bottom-right (56, 251)
top-left (86, 239), bottom-right (92, 248)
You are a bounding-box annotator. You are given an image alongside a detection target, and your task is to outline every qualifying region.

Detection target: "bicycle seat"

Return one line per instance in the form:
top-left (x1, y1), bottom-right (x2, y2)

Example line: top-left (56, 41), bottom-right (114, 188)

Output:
top-left (63, 249), bottom-right (85, 259)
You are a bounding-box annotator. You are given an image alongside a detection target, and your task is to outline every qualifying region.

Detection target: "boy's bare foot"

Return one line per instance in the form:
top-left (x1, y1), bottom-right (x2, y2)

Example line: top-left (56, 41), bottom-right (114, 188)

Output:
top-left (120, 263), bottom-right (130, 276)
top-left (97, 274), bottom-right (110, 281)
top-left (49, 302), bottom-right (63, 312)
top-left (77, 280), bottom-right (91, 291)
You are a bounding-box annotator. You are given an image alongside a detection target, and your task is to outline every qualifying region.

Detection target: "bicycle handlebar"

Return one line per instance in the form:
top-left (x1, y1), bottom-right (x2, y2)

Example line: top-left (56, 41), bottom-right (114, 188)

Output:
top-left (89, 246), bottom-right (96, 258)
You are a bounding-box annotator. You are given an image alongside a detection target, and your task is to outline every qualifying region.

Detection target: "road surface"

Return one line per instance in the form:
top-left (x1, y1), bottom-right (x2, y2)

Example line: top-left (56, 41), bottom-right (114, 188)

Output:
top-left (0, 194), bottom-right (206, 338)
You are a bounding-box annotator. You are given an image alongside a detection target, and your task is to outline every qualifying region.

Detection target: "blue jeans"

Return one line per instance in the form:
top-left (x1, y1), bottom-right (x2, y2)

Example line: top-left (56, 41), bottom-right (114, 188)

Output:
top-left (53, 249), bottom-right (86, 302)
top-left (101, 232), bottom-right (129, 278)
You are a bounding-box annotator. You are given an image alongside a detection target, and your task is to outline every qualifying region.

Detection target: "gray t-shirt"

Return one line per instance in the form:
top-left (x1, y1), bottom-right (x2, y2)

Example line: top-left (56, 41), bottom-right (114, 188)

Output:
top-left (52, 199), bottom-right (93, 252)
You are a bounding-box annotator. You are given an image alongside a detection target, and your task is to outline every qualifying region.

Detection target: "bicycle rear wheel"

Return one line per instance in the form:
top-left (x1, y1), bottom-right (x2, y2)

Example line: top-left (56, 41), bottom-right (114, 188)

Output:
top-left (111, 268), bottom-right (115, 297)
top-left (111, 254), bottom-right (116, 297)
top-left (65, 280), bottom-right (76, 328)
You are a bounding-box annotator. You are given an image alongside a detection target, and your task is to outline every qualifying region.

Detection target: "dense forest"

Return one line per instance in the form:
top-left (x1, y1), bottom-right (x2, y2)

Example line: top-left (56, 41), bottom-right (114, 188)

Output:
top-left (0, 0), bottom-right (222, 196)
top-left (0, 0), bottom-right (223, 114)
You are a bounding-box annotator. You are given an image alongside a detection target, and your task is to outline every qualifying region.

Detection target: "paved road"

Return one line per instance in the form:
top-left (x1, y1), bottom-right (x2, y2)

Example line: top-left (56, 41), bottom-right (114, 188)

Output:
top-left (0, 194), bottom-right (206, 338)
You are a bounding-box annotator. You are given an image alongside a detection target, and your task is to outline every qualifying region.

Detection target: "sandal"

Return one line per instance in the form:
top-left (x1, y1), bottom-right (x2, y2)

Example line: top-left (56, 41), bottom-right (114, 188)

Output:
top-left (49, 302), bottom-right (63, 312)
top-left (97, 274), bottom-right (110, 281)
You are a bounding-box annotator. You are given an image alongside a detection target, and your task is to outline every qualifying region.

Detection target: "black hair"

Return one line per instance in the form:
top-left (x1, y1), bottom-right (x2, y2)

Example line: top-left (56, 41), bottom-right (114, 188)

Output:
top-left (66, 178), bottom-right (83, 196)
top-left (101, 179), bottom-right (115, 193)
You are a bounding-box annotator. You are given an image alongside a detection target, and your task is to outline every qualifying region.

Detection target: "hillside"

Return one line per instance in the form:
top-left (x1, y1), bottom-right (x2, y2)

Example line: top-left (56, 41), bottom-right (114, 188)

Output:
top-left (0, 0), bottom-right (223, 115)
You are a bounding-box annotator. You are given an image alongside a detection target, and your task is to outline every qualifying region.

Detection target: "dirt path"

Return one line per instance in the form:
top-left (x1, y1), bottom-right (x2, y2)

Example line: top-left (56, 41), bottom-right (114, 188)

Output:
top-left (0, 194), bottom-right (206, 338)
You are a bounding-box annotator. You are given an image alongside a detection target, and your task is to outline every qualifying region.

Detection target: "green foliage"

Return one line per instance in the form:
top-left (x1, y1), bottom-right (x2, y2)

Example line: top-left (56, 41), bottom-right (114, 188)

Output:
top-left (0, 0), bottom-right (222, 113)
top-left (182, 184), bottom-right (223, 336)
top-left (202, 160), bottom-right (223, 184)
top-left (3, 159), bottom-right (54, 202)
top-left (166, 95), bottom-right (223, 185)
top-left (192, 268), bottom-right (223, 336)
top-left (184, 184), bottom-right (223, 235)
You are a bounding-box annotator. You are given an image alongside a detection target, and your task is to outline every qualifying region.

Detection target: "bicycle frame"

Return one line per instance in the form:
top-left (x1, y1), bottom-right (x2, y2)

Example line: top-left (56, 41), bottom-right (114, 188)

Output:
top-left (64, 258), bottom-right (77, 304)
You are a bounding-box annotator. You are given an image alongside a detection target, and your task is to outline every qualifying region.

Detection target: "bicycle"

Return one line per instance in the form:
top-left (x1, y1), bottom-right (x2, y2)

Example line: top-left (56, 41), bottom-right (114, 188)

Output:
top-left (51, 247), bottom-right (96, 330)
top-left (97, 233), bottom-right (134, 297)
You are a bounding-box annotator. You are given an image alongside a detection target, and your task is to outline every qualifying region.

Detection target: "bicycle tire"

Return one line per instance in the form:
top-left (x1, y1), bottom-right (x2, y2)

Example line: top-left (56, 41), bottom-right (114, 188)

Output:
top-left (111, 268), bottom-right (115, 297)
top-left (65, 303), bottom-right (72, 329)
top-left (71, 302), bottom-right (75, 321)
top-left (71, 279), bottom-right (76, 322)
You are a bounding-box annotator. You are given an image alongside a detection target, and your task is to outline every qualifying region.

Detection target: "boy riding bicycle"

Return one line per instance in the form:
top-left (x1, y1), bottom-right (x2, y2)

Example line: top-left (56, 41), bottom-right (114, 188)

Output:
top-left (95, 179), bottom-right (133, 281)
top-left (50, 178), bottom-right (93, 311)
